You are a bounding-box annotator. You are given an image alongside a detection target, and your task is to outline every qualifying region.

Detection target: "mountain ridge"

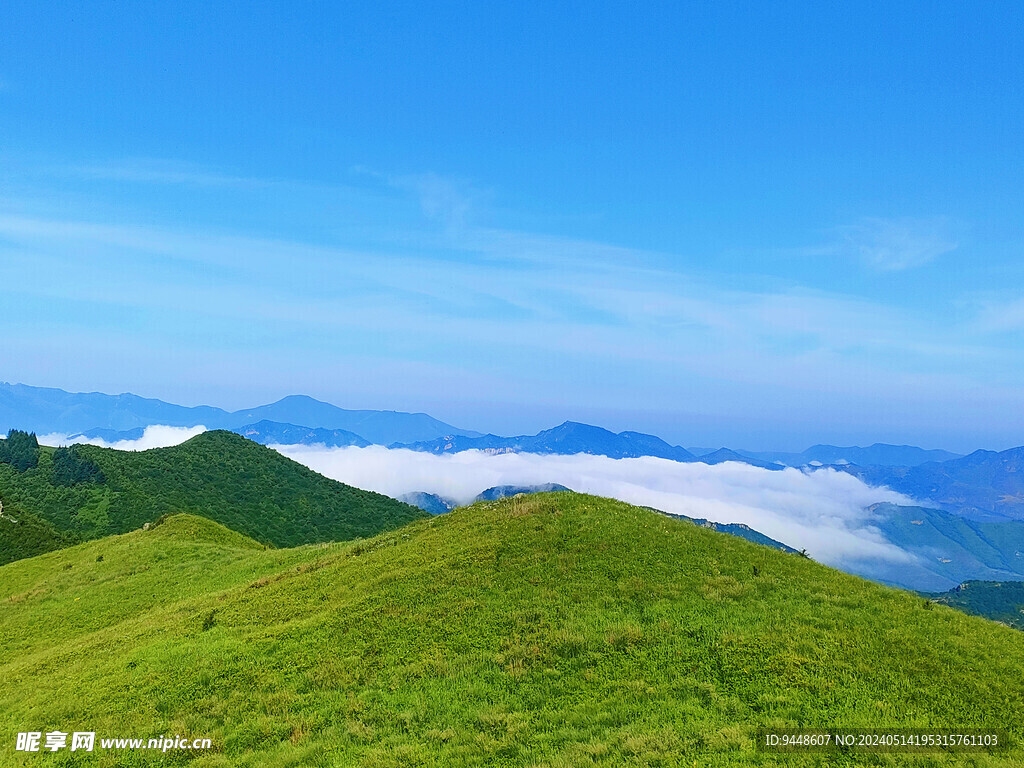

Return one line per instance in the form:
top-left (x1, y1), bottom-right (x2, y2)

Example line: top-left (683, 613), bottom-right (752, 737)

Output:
top-left (3, 383), bottom-right (976, 471)
top-left (394, 420), bottom-right (697, 462)
top-left (0, 382), bottom-right (480, 446)
top-left (844, 446), bottom-right (1024, 521)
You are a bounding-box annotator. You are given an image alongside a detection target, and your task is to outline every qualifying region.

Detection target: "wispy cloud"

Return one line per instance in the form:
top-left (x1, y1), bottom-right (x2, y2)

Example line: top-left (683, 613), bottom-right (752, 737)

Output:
top-left (69, 159), bottom-right (266, 189)
top-left (837, 217), bottom-right (959, 271)
top-left (393, 173), bottom-right (480, 230)
top-left (1, 162), bottom-right (1018, 447)
top-left (0, 210), bottom-right (965, 386)
top-left (973, 296), bottom-right (1024, 334)
top-left (0, 205), bottom-right (1012, 440)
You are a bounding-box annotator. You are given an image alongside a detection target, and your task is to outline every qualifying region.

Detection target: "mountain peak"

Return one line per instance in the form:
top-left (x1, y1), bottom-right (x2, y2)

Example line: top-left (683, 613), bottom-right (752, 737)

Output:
top-left (554, 420), bottom-right (607, 431)
top-left (270, 394), bottom-right (333, 406)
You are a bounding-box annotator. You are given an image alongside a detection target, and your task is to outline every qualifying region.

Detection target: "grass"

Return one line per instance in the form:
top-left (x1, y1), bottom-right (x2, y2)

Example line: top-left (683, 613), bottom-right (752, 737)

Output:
top-left (1, 492), bottom-right (1023, 766)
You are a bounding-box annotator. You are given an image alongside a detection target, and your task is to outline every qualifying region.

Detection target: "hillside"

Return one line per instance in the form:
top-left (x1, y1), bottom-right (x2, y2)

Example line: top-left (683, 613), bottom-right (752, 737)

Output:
top-left (864, 503), bottom-right (1024, 591)
top-left (671, 513), bottom-right (798, 553)
top-left (1, 494), bottom-right (1021, 766)
top-left (0, 430), bottom-right (424, 563)
top-left (924, 580), bottom-right (1024, 630)
top-left (0, 504), bottom-right (70, 564)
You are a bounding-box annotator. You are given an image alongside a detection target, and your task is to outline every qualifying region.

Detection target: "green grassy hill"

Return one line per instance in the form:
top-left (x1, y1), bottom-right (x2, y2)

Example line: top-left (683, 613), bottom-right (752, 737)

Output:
top-left (1, 492), bottom-right (1022, 766)
top-left (0, 430), bottom-right (424, 564)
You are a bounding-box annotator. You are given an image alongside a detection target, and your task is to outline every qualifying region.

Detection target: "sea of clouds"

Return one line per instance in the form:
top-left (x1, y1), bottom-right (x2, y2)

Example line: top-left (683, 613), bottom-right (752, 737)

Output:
top-left (38, 425), bottom-right (917, 572)
top-left (275, 444), bottom-right (917, 572)
top-left (38, 425), bottom-right (209, 451)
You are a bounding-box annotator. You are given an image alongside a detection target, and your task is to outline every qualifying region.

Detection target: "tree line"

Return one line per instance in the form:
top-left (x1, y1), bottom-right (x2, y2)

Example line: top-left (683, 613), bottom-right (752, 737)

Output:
top-left (0, 429), bottom-right (104, 484)
top-left (0, 429), bottom-right (40, 471)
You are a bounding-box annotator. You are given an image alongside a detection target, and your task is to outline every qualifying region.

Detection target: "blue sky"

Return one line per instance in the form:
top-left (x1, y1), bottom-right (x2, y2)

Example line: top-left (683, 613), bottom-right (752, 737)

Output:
top-left (2, 2), bottom-right (1024, 451)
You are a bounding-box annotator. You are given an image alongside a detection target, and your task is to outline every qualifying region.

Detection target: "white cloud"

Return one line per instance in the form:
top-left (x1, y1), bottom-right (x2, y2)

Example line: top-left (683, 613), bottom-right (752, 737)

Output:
top-left (272, 445), bottom-right (916, 570)
top-left (1, 196), bottom-right (1008, 448)
top-left (38, 425), bottom-right (208, 451)
top-left (839, 217), bottom-right (958, 271)
top-left (70, 159), bottom-right (263, 188)
top-left (974, 296), bottom-right (1024, 334)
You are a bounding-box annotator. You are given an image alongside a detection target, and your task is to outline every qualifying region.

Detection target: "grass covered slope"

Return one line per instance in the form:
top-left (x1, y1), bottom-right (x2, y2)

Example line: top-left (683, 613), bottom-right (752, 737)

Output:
top-left (0, 430), bottom-right (423, 561)
top-left (2, 494), bottom-right (1023, 767)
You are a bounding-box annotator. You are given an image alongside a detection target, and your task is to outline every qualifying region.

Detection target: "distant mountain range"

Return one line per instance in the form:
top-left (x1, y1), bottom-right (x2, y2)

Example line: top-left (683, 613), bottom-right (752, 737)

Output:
top-left (8, 384), bottom-right (1024, 593)
top-left (393, 427), bottom-right (969, 475)
top-left (395, 421), bottom-right (697, 461)
top-left (0, 382), bottom-right (226, 434)
top-left (398, 492), bottom-right (457, 516)
top-left (737, 444), bottom-right (963, 467)
top-left (16, 381), bottom-right (1024, 535)
top-left (692, 448), bottom-right (782, 470)
top-left (843, 447), bottom-right (1024, 521)
top-left (4, 383), bottom-right (970, 471)
top-left (226, 396), bottom-right (480, 445)
top-left (0, 382), bottom-right (480, 445)
top-left (231, 421), bottom-right (371, 448)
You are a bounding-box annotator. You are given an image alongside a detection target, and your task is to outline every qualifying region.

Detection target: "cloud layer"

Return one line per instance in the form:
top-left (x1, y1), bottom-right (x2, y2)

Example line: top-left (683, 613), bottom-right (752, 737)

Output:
top-left (273, 444), bottom-right (916, 570)
top-left (33, 427), bottom-right (920, 574)
top-left (38, 425), bottom-right (209, 451)
top-left (840, 217), bottom-right (959, 271)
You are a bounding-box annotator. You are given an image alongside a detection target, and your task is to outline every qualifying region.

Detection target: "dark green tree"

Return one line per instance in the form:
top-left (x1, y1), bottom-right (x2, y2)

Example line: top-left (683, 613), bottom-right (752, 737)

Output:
top-left (0, 429), bottom-right (40, 472)
top-left (52, 445), bottom-right (105, 486)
